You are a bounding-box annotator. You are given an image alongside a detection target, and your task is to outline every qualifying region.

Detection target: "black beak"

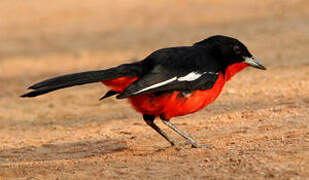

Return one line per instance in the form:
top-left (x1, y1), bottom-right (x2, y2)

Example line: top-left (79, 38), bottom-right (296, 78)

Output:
top-left (244, 57), bottom-right (266, 70)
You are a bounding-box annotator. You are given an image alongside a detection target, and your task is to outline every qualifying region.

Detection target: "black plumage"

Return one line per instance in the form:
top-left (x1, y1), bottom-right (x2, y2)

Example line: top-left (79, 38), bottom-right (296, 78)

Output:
top-left (21, 35), bottom-right (263, 99)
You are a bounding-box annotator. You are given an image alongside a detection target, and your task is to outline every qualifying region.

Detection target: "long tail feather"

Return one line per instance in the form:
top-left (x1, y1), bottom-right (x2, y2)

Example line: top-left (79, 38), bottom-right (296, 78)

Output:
top-left (21, 63), bottom-right (143, 98)
top-left (99, 90), bottom-right (119, 101)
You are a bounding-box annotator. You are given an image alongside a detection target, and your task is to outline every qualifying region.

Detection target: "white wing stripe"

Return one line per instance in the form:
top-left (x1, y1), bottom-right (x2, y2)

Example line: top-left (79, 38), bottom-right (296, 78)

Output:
top-left (207, 72), bottom-right (219, 75)
top-left (132, 71), bottom-right (218, 94)
top-left (133, 77), bottom-right (177, 94)
top-left (177, 72), bottom-right (203, 81)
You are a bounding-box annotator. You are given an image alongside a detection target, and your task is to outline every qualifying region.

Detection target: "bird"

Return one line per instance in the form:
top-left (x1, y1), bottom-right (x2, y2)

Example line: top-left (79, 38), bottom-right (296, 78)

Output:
top-left (21, 35), bottom-right (266, 148)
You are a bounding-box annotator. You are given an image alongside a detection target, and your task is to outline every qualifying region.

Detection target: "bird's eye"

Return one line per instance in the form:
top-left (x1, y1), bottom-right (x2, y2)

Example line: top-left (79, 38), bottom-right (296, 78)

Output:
top-left (233, 45), bottom-right (242, 55)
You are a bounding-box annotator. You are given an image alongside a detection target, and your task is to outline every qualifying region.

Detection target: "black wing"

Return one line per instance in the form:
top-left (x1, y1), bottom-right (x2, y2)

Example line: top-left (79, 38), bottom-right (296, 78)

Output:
top-left (117, 46), bottom-right (220, 99)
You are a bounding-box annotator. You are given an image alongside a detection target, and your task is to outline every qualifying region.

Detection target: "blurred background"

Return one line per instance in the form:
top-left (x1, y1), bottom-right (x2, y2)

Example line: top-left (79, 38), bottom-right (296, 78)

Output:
top-left (0, 0), bottom-right (309, 178)
top-left (1, 0), bottom-right (308, 61)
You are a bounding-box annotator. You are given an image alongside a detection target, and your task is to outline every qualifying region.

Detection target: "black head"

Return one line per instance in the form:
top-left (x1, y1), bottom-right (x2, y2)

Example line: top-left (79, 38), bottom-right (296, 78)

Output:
top-left (194, 35), bottom-right (266, 70)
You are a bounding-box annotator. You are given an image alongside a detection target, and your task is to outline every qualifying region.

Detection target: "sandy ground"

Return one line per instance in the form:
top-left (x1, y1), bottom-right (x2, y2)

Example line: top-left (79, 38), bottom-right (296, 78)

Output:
top-left (0, 0), bottom-right (309, 179)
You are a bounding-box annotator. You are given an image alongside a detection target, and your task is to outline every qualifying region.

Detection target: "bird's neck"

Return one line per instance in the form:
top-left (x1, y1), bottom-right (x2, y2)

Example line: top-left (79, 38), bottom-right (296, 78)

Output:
top-left (224, 62), bottom-right (248, 81)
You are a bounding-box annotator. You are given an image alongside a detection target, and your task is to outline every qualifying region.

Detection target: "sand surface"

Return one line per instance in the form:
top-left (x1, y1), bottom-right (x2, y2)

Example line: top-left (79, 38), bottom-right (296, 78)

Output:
top-left (0, 0), bottom-right (308, 179)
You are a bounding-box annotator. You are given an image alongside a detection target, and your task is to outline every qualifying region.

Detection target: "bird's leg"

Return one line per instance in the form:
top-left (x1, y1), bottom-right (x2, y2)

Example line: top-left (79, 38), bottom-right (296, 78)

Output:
top-left (160, 115), bottom-right (208, 148)
top-left (143, 115), bottom-right (175, 146)
top-left (161, 120), bottom-right (199, 148)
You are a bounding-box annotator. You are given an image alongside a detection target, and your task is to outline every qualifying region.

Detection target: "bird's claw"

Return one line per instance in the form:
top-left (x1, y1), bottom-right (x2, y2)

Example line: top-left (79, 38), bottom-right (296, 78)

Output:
top-left (156, 141), bottom-right (211, 152)
top-left (191, 143), bottom-right (211, 148)
top-left (176, 140), bottom-right (211, 148)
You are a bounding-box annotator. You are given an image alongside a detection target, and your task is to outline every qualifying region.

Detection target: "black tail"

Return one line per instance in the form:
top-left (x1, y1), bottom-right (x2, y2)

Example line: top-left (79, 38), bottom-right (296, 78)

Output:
top-left (21, 63), bottom-right (143, 98)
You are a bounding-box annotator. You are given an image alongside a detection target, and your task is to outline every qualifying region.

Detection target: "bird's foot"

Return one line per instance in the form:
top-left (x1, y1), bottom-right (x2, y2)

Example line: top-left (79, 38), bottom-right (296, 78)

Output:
top-left (191, 143), bottom-right (211, 148)
top-left (156, 141), bottom-right (211, 152)
top-left (178, 141), bottom-right (211, 148)
top-left (155, 145), bottom-right (178, 152)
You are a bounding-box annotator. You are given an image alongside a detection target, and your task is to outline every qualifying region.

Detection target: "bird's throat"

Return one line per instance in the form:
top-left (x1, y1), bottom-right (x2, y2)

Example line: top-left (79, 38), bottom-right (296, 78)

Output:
top-left (224, 62), bottom-right (248, 81)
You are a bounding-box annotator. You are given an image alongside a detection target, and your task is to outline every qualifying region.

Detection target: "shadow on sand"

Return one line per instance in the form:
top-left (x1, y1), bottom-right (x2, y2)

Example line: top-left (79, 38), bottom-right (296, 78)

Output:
top-left (0, 139), bottom-right (128, 164)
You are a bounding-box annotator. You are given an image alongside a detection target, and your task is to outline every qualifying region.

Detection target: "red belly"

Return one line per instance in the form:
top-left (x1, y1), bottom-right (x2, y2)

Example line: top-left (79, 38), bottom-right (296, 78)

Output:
top-left (102, 73), bottom-right (226, 119)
